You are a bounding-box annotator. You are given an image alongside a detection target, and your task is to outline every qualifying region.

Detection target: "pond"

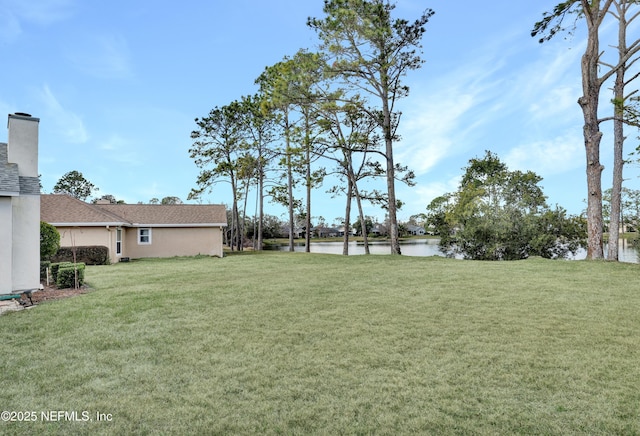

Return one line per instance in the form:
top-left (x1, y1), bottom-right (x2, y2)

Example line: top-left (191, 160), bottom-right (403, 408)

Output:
top-left (266, 238), bottom-right (639, 263)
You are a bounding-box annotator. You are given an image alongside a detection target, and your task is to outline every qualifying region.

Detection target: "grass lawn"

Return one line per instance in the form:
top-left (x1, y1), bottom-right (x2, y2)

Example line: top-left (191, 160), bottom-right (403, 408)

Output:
top-left (1, 253), bottom-right (639, 435)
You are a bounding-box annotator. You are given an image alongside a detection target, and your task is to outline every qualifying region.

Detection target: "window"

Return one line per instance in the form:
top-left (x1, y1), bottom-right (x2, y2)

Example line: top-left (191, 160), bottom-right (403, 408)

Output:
top-left (116, 228), bottom-right (122, 255)
top-left (138, 228), bottom-right (152, 245)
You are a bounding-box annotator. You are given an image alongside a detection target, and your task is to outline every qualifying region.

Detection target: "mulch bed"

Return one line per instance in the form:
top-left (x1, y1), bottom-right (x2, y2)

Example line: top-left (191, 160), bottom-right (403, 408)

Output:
top-left (23, 284), bottom-right (90, 305)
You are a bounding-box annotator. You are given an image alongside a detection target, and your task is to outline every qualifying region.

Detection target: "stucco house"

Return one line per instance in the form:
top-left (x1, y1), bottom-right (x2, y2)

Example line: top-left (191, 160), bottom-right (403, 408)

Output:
top-left (41, 194), bottom-right (227, 263)
top-left (1, 114), bottom-right (40, 295)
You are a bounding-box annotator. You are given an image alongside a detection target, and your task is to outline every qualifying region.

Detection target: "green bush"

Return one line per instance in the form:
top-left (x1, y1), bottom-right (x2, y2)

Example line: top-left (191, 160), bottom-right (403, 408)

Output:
top-left (50, 262), bottom-right (74, 283)
top-left (40, 221), bottom-right (60, 261)
top-left (51, 246), bottom-right (109, 265)
top-left (56, 263), bottom-right (85, 289)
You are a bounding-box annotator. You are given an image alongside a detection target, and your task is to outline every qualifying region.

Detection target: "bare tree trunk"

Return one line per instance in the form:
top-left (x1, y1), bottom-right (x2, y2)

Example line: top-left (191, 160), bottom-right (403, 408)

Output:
top-left (381, 86), bottom-right (401, 255)
top-left (305, 128), bottom-right (312, 253)
top-left (608, 68), bottom-right (625, 260)
top-left (607, 0), bottom-right (634, 261)
top-left (353, 178), bottom-right (370, 255)
top-left (343, 176), bottom-right (352, 255)
top-left (257, 152), bottom-right (264, 250)
top-left (284, 111), bottom-right (295, 252)
top-left (580, 0), bottom-right (606, 259)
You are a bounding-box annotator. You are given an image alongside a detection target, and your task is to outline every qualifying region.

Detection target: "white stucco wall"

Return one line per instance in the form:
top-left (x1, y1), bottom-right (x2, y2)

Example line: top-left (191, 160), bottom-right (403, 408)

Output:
top-left (0, 198), bottom-right (13, 294)
top-left (6, 114), bottom-right (40, 293)
top-left (11, 195), bottom-right (40, 291)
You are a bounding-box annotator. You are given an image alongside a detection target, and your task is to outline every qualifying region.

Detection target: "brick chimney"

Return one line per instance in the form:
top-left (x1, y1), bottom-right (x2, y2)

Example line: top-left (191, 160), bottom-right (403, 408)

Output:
top-left (0, 113), bottom-right (40, 293)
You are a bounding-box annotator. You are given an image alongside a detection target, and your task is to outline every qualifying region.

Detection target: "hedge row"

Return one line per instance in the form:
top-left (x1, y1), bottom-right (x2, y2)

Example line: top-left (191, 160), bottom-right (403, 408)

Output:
top-left (51, 246), bottom-right (109, 265)
top-left (50, 262), bottom-right (86, 289)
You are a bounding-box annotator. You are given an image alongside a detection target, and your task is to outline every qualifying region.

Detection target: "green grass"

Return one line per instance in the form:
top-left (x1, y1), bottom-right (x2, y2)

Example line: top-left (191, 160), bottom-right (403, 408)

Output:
top-left (1, 253), bottom-right (639, 435)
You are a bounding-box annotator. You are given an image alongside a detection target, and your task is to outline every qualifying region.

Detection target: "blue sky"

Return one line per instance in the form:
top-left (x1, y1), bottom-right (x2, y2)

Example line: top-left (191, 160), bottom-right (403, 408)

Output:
top-left (1, 0), bottom-right (638, 225)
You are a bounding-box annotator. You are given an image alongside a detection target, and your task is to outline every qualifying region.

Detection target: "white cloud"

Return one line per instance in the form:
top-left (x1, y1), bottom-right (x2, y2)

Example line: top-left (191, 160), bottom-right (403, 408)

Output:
top-left (505, 132), bottom-right (583, 177)
top-left (39, 84), bottom-right (88, 143)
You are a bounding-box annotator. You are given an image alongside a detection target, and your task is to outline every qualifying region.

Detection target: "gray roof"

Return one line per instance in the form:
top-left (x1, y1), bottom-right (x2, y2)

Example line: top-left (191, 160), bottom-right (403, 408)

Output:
top-left (0, 143), bottom-right (20, 196)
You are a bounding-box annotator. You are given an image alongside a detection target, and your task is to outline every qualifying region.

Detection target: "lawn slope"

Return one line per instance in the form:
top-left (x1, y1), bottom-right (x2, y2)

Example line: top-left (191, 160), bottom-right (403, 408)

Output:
top-left (1, 253), bottom-right (639, 435)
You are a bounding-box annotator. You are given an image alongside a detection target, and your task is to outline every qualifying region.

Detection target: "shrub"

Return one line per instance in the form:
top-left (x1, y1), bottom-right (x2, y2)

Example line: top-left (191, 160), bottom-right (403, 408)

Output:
top-left (40, 221), bottom-right (60, 261)
top-left (56, 263), bottom-right (85, 289)
top-left (50, 262), bottom-right (74, 283)
top-left (51, 246), bottom-right (109, 265)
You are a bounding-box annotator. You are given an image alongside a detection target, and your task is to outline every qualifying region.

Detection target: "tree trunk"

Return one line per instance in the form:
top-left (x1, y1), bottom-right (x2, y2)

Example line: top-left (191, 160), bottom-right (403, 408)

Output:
top-left (607, 0), bottom-right (632, 261)
top-left (343, 176), bottom-right (352, 255)
top-left (381, 80), bottom-right (401, 255)
top-left (580, 0), bottom-right (605, 259)
top-left (285, 111), bottom-right (295, 252)
top-left (608, 69), bottom-right (625, 261)
top-left (354, 184), bottom-right (370, 255)
top-left (305, 123), bottom-right (312, 253)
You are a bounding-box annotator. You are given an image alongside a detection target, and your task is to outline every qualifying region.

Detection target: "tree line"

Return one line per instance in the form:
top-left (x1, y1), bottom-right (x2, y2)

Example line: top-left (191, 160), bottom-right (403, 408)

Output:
top-left (188, 0), bottom-right (434, 255)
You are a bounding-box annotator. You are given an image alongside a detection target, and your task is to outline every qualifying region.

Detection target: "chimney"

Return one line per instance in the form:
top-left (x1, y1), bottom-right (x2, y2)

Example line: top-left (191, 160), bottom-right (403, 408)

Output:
top-left (6, 113), bottom-right (41, 293)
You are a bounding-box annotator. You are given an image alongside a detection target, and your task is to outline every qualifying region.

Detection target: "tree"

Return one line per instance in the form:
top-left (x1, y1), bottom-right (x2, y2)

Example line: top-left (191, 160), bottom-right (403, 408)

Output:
top-left (238, 94), bottom-right (278, 250)
top-left (53, 170), bottom-right (98, 201)
top-left (257, 59), bottom-right (303, 252)
top-left (189, 102), bottom-right (245, 251)
top-left (428, 151), bottom-right (586, 260)
top-left (320, 97), bottom-right (383, 254)
top-left (532, 0), bottom-right (640, 259)
top-left (161, 196), bottom-right (183, 205)
top-left (604, 1), bottom-right (640, 260)
top-left (93, 194), bottom-right (125, 204)
top-left (352, 216), bottom-right (374, 236)
top-left (40, 221), bottom-right (60, 261)
top-left (308, 0), bottom-right (435, 254)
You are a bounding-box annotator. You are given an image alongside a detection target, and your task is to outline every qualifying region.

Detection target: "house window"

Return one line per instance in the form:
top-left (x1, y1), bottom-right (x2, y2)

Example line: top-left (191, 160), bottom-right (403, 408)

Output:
top-left (116, 228), bottom-right (122, 255)
top-left (138, 228), bottom-right (152, 245)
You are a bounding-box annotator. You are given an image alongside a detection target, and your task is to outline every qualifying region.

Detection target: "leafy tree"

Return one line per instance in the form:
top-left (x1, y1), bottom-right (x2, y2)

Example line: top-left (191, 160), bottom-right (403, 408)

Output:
top-left (309, 0), bottom-right (435, 255)
top-left (352, 216), bottom-right (374, 236)
top-left (161, 196), bottom-right (183, 205)
top-left (320, 97), bottom-right (384, 254)
top-left (257, 58), bottom-right (303, 252)
top-left (93, 194), bottom-right (125, 204)
top-left (53, 170), bottom-right (98, 201)
top-left (428, 151), bottom-right (586, 260)
top-left (40, 221), bottom-right (60, 261)
top-left (189, 102), bottom-right (245, 251)
top-left (238, 94), bottom-right (278, 250)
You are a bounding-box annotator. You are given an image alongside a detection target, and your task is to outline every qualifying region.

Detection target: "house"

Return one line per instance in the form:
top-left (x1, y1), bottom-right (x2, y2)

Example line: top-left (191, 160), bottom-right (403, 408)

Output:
top-left (41, 194), bottom-right (227, 263)
top-left (406, 224), bottom-right (426, 236)
top-left (0, 114), bottom-right (40, 295)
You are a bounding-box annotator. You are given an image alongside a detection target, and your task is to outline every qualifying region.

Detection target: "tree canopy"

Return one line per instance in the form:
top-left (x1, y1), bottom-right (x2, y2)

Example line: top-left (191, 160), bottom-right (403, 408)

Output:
top-left (53, 170), bottom-right (98, 201)
top-left (427, 151), bottom-right (586, 260)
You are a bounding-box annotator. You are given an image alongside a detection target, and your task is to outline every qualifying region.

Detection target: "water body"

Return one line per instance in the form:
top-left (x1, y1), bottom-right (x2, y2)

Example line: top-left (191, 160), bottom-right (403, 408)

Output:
top-left (267, 238), bottom-right (639, 263)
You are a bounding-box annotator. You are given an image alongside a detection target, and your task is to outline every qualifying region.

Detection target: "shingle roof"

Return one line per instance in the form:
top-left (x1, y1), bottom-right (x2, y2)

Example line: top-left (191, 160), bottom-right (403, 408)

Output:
top-left (97, 203), bottom-right (227, 226)
top-left (41, 194), bottom-right (227, 227)
top-left (0, 143), bottom-right (20, 196)
top-left (41, 194), bottom-right (128, 225)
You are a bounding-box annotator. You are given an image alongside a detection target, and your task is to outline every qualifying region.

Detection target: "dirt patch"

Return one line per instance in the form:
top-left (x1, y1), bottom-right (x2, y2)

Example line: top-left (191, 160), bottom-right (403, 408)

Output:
top-left (23, 284), bottom-right (90, 305)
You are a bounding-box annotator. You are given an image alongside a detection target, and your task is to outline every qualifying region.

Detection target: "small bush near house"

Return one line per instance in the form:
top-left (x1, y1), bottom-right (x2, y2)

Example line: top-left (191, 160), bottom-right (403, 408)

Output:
top-left (50, 262), bottom-right (74, 283)
top-left (40, 221), bottom-right (60, 261)
top-left (51, 245), bottom-right (109, 265)
top-left (56, 263), bottom-right (85, 289)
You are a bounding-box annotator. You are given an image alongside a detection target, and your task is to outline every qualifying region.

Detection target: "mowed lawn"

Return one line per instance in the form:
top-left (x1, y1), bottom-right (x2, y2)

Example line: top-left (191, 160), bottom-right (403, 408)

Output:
top-left (1, 253), bottom-right (639, 435)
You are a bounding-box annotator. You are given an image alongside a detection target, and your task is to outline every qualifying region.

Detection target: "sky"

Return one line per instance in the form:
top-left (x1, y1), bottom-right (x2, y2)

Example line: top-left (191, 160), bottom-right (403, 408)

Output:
top-left (1, 0), bottom-right (639, 226)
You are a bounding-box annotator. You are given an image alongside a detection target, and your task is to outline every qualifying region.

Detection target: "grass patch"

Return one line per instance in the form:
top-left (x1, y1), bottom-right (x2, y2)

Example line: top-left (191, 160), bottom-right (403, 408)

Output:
top-left (1, 253), bottom-right (639, 434)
